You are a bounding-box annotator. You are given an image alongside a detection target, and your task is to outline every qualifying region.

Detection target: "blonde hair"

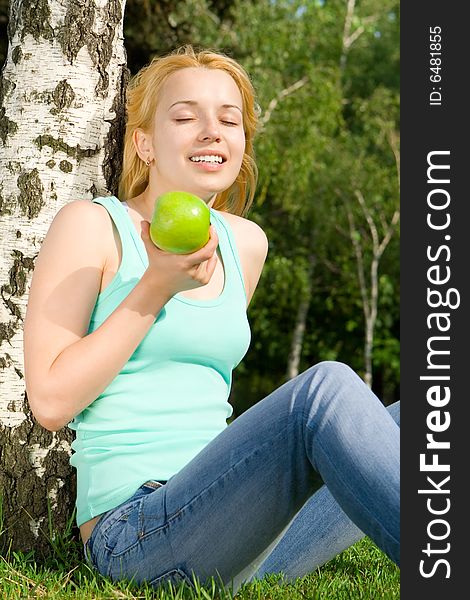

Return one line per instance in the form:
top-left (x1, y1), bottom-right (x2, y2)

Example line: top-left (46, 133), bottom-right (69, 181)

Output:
top-left (118, 45), bottom-right (259, 217)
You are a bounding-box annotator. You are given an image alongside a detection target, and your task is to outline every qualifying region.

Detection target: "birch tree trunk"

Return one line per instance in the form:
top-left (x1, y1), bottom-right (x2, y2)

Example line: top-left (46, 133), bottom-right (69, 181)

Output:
top-left (286, 254), bottom-right (316, 380)
top-left (346, 191), bottom-right (400, 388)
top-left (0, 0), bottom-right (128, 555)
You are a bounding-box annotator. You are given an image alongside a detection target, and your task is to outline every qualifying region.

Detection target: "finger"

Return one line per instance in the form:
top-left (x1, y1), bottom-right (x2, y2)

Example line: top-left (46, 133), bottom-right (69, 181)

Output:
top-left (200, 225), bottom-right (218, 250)
top-left (141, 220), bottom-right (170, 255)
top-left (191, 255), bottom-right (216, 286)
top-left (208, 224), bottom-right (219, 247)
top-left (140, 221), bottom-right (154, 253)
top-left (190, 227), bottom-right (218, 263)
top-left (205, 252), bottom-right (218, 281)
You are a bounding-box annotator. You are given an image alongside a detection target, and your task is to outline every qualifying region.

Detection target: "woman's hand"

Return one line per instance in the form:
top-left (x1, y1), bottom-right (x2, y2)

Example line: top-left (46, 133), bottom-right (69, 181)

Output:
top-left (140, 221), bottom-right (219, 297)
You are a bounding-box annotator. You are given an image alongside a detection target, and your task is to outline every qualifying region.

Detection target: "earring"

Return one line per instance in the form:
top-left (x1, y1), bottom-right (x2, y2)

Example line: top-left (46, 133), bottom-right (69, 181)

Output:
top-left (145, 157), bottom-right (151, 167)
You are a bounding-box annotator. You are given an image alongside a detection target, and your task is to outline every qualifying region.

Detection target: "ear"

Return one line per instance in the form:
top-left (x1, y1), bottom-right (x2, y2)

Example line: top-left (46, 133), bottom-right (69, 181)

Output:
top-left (133, 128), bottom-right (154, 162)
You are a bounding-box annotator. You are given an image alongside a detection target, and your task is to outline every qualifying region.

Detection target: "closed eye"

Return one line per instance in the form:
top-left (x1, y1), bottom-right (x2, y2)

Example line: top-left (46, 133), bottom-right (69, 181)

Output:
top-left (176, 118), bottom-right (238, 126)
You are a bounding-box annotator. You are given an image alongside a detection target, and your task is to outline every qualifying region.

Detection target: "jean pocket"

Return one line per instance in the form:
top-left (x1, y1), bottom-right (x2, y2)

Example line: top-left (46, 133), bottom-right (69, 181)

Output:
top-left (149, 568), bottom-right (194, 590)
top-left (98, 499), bottom-right (141, 554)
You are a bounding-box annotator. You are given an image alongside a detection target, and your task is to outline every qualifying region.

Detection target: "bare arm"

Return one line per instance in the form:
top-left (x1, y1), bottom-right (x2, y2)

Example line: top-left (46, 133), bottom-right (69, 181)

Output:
top-left (24, 201), bottom-right (218, 431)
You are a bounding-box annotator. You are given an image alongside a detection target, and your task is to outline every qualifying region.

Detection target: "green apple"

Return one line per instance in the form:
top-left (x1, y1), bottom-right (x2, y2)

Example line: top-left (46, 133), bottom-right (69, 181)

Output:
top-left (149, 191), bottom-right (211, 254)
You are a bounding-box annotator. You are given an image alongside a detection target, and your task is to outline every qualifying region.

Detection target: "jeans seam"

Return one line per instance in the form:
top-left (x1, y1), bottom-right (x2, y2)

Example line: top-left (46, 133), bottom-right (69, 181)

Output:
top-left (173, 428), bottom-right (293, 521)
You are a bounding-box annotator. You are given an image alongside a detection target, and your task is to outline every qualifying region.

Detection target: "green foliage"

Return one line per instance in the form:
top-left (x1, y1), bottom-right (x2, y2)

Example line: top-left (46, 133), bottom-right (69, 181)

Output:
top-left (123, 0), bottom-right (237, 75)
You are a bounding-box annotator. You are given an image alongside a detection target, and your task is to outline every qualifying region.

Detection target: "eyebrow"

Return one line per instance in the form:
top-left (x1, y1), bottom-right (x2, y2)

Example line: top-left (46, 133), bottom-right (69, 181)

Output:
top-left (168, 100), bottom-right (242, 113)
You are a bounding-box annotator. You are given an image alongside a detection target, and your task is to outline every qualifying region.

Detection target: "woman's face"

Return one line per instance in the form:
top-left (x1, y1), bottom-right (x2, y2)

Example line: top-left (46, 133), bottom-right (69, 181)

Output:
top-left (147, 67), bottom-right (246, 203)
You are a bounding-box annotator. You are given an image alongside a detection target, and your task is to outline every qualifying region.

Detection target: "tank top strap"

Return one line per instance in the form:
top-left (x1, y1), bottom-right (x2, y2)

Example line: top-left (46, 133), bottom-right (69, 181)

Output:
top-left (210, 209), bottom-right (247, 302)
top-left (92, 195), bottom-right (146, 274)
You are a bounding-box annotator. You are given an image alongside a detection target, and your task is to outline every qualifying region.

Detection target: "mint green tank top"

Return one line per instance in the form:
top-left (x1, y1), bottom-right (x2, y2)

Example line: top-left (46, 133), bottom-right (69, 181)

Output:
top-left (68, 196), bottom-right (251, 526)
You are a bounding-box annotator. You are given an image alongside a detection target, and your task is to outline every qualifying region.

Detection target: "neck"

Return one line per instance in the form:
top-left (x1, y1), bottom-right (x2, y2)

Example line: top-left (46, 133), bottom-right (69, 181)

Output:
top-left (126, 190), bottom-right (155, 222)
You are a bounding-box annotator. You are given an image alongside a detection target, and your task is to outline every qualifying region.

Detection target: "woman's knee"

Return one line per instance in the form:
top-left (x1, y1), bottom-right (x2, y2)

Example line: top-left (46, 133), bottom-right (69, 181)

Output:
top-left (290, 362), bottom-right (358, 430)
top-left (302, 363), bottom-right (399, 423)
top-left (294, 361), bottom-right (359, 410)
top-left (307, 361), bottom-right (357, 383)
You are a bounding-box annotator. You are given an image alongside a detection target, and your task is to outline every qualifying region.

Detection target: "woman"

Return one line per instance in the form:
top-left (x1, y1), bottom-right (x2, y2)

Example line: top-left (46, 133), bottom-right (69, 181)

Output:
top-left (23, 45), bottom-right (399, 593)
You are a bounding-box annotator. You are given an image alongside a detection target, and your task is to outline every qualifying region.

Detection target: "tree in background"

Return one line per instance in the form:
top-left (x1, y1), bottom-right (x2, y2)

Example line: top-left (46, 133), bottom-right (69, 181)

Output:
top-left (340, 89), bottom-right (400, 388)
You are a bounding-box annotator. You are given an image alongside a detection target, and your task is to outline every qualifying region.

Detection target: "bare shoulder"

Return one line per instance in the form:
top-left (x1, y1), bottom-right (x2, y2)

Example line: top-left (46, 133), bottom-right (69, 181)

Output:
top-left (45, 199), bottom-right (115, 262)
top-left (52, 199), bottom-right (112, 234)
top-left (25, 198), bottom-right (114, 341)
top-left (220, 211), bottom-right (268, 257)
top-left (26, 198), bottom-right (112, 318)
top-left (219, 211), bottom-right (269, 304)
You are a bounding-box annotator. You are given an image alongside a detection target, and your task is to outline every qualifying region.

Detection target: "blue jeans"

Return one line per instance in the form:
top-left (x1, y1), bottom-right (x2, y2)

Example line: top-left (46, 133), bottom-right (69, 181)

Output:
top-left (84, 362), bottom-right (400, 593)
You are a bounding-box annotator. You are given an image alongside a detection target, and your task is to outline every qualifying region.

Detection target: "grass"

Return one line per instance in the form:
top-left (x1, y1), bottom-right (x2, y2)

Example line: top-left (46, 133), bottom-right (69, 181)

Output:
top-left (0, 500), bottom-right (399, 598)
top-left (0, 525), bottom-right (399, 600)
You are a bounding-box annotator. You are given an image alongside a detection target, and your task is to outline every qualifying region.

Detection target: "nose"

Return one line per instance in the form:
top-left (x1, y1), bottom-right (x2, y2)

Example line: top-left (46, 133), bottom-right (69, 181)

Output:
top-left (198, 116), bottom-right (221, 143)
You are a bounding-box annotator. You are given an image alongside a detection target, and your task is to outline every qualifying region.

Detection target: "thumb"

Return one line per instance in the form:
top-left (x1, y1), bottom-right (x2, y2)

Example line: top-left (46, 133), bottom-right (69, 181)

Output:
top-left (141, 220), bottom-right (156, 252)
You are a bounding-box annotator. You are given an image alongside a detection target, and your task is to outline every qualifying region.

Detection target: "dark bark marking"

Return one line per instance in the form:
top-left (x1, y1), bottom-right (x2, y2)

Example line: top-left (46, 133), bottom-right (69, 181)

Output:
top-left (6, 161), bottom-right (21, 175)
top-left (34, 134), bottom-right (100, 160)
top-left (89, 0), bottom-right (124, 97)
top-left (20, 0), bottom-right (54, 42)
top-left (7, 250), bottom-right (36, 298)
top-left (59, 160), bottom-right (73, 173)
top-left (0, 108), bottom-right (18, 145)
top-left (0, 78), bottom-right (18, 144)
top-left (59, 0), bottom-right (123, 97)
top-left (0, 352), bottom-right (13, 368)
top-left (59, 0), bottom-right (95, 64)
top-left (52, 80), bottom-right (76, 111)
top-left (1, 250), bottom-right (35, 323)
top-left (0, 297), bottom-right (21, 321)
top-left (0, 77), bottom-right (17, 106)
top-left (11, 45), bottom-right (22, 65)
top-left (103, 64), bottom-right (129, 195)
top-left (17, 169), bottom-right (45, 219)
top-left (0, 321), bottom-right (17, 345)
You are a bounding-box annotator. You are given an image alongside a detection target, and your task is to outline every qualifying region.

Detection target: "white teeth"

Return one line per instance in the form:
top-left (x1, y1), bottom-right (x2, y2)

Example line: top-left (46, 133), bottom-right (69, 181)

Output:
top-left (190, 155), bottom-right (223, 163)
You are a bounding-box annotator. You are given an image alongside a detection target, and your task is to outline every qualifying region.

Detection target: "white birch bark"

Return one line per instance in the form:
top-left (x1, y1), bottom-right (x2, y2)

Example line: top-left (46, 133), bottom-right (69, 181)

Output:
top-left (347, 192), bottom-right (400, 388)
top-left (0, 0), bottom-right (127, 554)
top-left (286, 254), bottom-right (316, 380)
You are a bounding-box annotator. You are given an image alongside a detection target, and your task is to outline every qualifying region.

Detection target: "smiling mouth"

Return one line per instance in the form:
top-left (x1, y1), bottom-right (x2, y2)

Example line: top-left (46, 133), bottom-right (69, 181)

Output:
top-left (188, 157), bottom-right (227, 172)
top-left (189, 155), bottom-right (227, 164)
